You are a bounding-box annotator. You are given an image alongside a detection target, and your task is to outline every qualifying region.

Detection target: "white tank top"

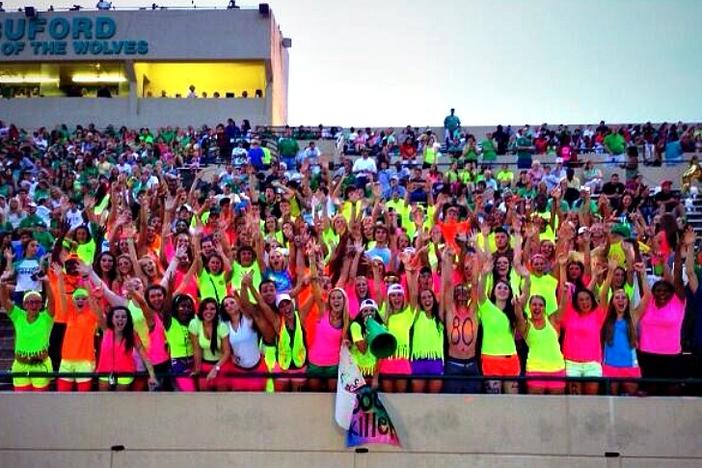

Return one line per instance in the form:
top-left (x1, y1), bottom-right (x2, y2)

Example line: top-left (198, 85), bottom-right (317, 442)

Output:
top-left (228, 315), bottom-right (261, 368)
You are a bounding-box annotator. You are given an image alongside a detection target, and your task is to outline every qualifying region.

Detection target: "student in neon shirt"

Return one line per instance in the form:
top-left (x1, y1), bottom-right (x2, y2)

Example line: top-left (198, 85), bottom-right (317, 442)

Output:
top-left (95, 305), bottom-right (158, 392)
top-left (189, 298), bottom-right (231, 392)
top-left (554, 255), bottom-right (608, 395)
top-left (56, 284), bottom-right (99, 392)
top-left (377, 279), bottom-right (414, 394)
top-left (638, 234), bottom-right (689, 395)
top-left (349, 299), bottom-right (383, 379)
top-left (515, 294), bottom-right (566, 395)
top-left (476, 255), bottom-right (529, 394)
top-left (601, 262), bottom-right (650, 395)
top-left (0, 275), bottom-right (57, 391)
top-left (307, 284), bottom-right (349, 392)
top-left (409, 284), bottom-right (444, 394)
top-left (165, 294), bottom-right (196, 392)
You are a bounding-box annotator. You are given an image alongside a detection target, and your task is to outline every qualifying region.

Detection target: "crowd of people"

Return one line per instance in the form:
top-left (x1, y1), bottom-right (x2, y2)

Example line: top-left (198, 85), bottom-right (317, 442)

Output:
top-left (0, 117), bottom-right (700, 396)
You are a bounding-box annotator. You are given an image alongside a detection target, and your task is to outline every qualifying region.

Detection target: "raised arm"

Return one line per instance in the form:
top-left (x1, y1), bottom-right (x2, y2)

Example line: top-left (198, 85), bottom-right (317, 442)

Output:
top-left (77, 261), bottom-right (127, 307)
top-left (673, 240), bottom-right (686, 300)
top-left (683, 228), bottom-right (698, 294)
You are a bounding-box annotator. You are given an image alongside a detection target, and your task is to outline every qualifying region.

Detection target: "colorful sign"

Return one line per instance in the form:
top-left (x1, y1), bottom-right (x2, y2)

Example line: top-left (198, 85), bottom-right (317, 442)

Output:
top-left (346, 385), bottom-right (401, 448)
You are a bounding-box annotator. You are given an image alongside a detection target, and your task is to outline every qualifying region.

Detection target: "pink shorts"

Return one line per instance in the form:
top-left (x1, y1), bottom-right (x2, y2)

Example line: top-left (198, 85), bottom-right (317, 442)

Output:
top-left (378, 358), bottom-right (412, 375)
top-left (602, 364), bottom-right (642, 379)
top-left (526, 370), bottom-right (566, 390)
top-left (223, 358), bottom-right (268, 391)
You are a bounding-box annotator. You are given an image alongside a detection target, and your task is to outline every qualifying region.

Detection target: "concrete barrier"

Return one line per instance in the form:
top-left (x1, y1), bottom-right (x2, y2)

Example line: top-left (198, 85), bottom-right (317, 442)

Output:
top-left (1, 393), bottom-right (700, 468)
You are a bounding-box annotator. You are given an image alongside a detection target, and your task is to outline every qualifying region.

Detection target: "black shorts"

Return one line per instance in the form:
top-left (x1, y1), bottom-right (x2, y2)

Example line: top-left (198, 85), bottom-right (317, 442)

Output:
top-left (638, 351), bottom-right (684, 381)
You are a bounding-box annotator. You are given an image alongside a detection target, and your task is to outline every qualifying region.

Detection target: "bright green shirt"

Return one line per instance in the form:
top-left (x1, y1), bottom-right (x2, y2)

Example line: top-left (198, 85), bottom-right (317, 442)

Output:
top-left (529, 274), bottom-right (559, 316)
top-left (478, 299), bottom-right (517, 356)
top-left (198, 270), bottom-right (228, 302)
top-left (382, 305), bottom-right (414, 359)
top-left (9, 306), bottom-right (53, 356)
top-left (165, 319), bottom-right (193, 359)
top-left (410, 310), bottom-right (444, 361)
top-left (188, 317), bottom-right (229, 362)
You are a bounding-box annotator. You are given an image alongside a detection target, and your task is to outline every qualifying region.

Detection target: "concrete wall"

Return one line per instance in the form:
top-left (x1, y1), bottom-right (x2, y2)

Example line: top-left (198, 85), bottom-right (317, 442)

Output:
top-left (1, 95), bottom-right (269, 129)
top-left (1, 393), bottom-right (700, 468)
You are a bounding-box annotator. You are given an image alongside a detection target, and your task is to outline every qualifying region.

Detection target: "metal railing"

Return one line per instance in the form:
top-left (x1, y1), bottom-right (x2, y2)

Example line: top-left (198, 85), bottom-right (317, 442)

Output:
top-left (1, 370), bottom-right (700, 396)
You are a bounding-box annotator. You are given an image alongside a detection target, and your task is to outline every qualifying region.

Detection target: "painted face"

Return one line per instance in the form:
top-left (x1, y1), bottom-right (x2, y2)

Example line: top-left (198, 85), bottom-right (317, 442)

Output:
top-left (493, 281), bottom-right (511, 301)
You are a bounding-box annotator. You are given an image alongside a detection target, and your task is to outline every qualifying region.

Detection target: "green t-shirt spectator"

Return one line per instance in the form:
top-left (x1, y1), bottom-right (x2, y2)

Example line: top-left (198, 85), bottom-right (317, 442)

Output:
top-left (444, 114), bottom-right (461, 132)
top-left (278, 137), bottom-right (300, 158)
top-left (480, 138), bottom-right (497, 161)
top-left (516, 136), bottom-right (533, 165)
top-left (604, 132), bottom-right (626, 155)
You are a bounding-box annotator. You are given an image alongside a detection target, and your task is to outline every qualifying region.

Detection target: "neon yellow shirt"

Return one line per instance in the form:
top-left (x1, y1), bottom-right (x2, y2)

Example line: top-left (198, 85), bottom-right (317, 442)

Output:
top-left (478, 299), bottom-right (516, 356)
top-left (410, 310), bottom-right (444, 361)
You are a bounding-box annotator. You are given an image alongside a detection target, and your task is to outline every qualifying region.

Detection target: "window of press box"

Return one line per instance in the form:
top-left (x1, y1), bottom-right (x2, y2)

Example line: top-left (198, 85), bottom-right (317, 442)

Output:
top-left (134, 61), bottom-right (266, 99)
top-left (0, 62), bottom-right (129, 98)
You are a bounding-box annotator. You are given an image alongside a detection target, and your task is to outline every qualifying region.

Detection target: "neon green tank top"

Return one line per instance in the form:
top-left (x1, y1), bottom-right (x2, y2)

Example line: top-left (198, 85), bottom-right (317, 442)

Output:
top-left (478, 299), bottom-right (517, 356)
top-left (410, 310), bottom-right (444, 361)
top-left (350, 321), bottom-right (377, 375)
top-left (385, 305), bottom-right (414, 359)
top-left (165, 319), bottom-right (193, 359)
top-left (277, 311), bottom-right (306, 370)
top-left (198, 270), bottom-right (227, 302)
top-left (525, 319), bottom-right (565, 372)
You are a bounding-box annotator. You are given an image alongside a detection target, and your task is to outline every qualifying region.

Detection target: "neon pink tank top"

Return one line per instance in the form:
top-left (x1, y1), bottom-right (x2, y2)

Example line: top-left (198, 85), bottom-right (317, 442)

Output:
top-left (561, 305), bottom-right (606, 362)
top-left (307, 311), bottom-right (343, 367)
top-left (639, 295), bottom-right (685, 355)
top-left (146, 313), bottom-right (170, 365)
top-left (96, 330), bottom-right (137, 373)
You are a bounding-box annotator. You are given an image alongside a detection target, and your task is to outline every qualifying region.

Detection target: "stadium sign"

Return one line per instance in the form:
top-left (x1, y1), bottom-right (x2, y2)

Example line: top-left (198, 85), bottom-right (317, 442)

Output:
top-left (0, 16), bottom-right (148, 56)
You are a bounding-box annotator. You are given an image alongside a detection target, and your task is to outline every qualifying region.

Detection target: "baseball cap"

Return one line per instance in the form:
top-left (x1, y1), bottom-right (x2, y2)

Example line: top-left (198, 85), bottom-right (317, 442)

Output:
top-left (275, 294), bottom-right (293, 308)
top-left (387, 284), bottom-right (405, 295)
top-left (359, 299), bottom-right (379, 312)
top-left (23, 290), bottom-right (43, 302)
top-left (72, 288), bottom-right (89, 300)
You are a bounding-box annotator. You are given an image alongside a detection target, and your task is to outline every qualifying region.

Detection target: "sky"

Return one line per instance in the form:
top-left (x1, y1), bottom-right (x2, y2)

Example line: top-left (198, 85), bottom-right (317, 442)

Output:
top-left (3, 0), bottom-right (702, 126)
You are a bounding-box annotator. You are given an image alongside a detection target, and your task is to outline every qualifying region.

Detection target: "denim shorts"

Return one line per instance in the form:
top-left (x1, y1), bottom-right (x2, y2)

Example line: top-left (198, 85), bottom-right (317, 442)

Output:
top-left (443, 357), bottom-right (481, 394)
